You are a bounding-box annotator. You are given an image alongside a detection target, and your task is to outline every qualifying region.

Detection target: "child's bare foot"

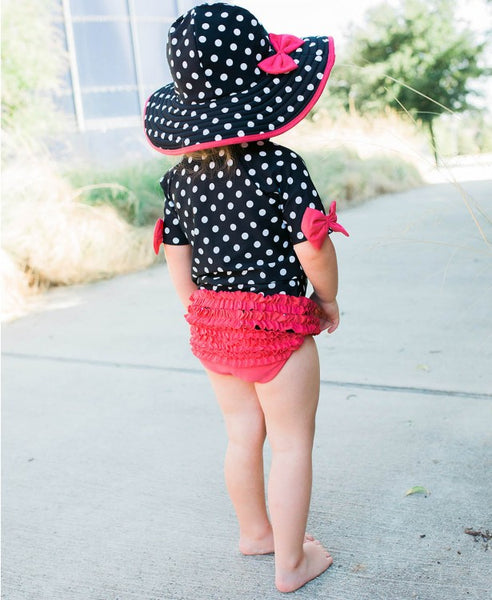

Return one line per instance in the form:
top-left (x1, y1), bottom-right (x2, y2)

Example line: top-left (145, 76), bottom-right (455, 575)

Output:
top-left (275, 539), bottom-right (333, 593)
top-left (240, 529), bottom-right (275, 555)
top-left (239, 532), bottom-right (315, 556)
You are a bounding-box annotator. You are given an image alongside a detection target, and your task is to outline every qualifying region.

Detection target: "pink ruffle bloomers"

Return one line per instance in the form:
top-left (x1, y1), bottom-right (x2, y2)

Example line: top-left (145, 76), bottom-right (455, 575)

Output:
top-left (185, 289), bottom-right (323, 383)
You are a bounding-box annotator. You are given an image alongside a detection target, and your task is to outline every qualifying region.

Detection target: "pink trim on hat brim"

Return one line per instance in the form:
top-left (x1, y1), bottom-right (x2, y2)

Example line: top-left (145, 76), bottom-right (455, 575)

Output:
top-left (144, 37), bottom-right (335, 156)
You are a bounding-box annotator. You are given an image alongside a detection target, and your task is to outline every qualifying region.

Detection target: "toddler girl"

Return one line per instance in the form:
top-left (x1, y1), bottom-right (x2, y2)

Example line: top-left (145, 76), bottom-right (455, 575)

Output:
top-left (145, 2), bottom-right (348, 593)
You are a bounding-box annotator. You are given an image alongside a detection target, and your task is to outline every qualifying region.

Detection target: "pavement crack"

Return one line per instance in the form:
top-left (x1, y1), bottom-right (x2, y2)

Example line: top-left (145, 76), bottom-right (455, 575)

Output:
top-left (3, 351), bottom-right (491, 400)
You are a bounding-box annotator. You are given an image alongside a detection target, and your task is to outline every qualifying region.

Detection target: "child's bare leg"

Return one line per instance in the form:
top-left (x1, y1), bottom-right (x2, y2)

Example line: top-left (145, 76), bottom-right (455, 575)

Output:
top-left (206, 371), bottom-right (273, 554)
top-left (255, 337), bottom-right (333, 593)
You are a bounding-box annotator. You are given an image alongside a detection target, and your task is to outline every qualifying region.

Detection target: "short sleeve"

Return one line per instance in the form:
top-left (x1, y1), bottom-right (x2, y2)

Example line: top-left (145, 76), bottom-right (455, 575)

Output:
top-left (279, 150), bottom-right (325, 245)
top-left (160, 171), bottom-right (189, 245)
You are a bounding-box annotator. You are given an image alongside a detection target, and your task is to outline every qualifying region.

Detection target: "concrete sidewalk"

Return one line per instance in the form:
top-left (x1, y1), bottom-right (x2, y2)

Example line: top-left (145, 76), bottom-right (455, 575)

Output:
top-left (2, 180), bottom-right (491, 600)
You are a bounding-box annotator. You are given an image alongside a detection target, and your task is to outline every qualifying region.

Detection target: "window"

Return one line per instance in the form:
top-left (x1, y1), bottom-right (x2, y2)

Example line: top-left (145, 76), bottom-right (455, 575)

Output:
top-left (59, 0), bottom-right (178, 131)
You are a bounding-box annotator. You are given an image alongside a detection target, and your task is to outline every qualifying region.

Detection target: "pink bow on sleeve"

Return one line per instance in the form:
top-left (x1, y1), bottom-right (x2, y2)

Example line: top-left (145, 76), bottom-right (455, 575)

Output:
top-left (301, 202), bottom-right (349, 249)
top-left (258, 33), bottom-right (305, 74)
top-left (153, 218), bottom-right (164, 254)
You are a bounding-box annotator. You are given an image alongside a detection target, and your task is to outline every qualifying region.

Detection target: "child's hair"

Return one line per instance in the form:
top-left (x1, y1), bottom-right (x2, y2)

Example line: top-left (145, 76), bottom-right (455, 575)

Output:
top-left (183, 145), bottom-right (237, 176)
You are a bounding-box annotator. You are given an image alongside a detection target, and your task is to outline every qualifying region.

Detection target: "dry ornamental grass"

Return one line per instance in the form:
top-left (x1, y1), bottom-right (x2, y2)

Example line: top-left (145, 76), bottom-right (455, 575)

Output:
top-left (1, 158), bottom-right (157, 321)
top-left (1, 112), bottom-right (426, 322)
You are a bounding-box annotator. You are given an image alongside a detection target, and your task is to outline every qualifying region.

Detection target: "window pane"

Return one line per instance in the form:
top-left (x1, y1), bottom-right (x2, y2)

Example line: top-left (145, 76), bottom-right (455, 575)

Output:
top-left (73, 21), bottom-right (137, 87)
top-left (133, 0), bottom-right (176, 18)
top-left (137, 22), bottom-right (171, 88)
top-left (82, 90), bottom-right (140, 119)
top-left (70, 0), bottom-right (127, 17)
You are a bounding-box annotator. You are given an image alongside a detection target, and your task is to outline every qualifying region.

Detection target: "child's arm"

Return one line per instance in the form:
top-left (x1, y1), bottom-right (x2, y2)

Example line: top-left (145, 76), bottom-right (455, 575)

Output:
top-left (163, 244), bottom-right (198, 308)
top-left (294, 236), bottom-right (340, 333)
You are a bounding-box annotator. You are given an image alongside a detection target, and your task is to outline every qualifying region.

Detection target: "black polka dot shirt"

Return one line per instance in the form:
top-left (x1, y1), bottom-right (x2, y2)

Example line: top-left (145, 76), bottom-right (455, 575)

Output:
top-left (161, 140), bottom-right (325, 296)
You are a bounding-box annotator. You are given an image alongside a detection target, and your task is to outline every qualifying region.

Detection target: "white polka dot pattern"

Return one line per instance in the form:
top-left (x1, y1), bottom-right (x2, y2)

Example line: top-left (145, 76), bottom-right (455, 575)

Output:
top-left (144, 2), bottom-right (334, 154)
top-left (161, 141), bottom-right (325, 296)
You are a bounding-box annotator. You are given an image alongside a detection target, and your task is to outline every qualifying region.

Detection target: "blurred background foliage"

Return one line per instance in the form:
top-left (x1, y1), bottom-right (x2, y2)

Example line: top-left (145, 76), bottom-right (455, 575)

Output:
top-left (1, 0), bottom-right (67, 159)
top-left (316, 0), bottom-right (490, 160)
top-left (1, 0), bottom-right (490, 319)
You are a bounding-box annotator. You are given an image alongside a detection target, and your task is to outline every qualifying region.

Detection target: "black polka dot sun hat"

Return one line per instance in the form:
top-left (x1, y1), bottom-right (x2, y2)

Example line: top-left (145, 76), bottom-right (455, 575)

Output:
top-left (144, 2), bottom-right (335, 155)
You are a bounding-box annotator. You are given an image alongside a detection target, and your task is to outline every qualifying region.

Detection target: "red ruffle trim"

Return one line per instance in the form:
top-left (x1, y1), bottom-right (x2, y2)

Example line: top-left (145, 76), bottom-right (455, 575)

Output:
top-left (185, 289), bottom-right (322, 368)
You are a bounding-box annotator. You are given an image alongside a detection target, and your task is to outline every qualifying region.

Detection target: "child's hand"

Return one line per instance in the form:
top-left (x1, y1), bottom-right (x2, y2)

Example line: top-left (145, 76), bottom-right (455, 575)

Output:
top-left (311, 293), bottom-right (339, 334)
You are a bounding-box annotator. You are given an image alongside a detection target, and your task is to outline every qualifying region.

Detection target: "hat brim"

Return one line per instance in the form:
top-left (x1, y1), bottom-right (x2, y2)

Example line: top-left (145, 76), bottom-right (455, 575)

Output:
top-left (144, 36), bottom-right (335, 155)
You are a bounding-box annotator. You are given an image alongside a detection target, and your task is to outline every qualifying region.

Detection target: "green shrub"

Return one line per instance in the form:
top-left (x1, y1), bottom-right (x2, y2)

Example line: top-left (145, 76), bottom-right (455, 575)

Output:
top-left (66, 145), bottom-right (422, 228)
top-left (302, 147), bottom-right (422, 207)
top-left (65, 159), bottom-right (176, 227)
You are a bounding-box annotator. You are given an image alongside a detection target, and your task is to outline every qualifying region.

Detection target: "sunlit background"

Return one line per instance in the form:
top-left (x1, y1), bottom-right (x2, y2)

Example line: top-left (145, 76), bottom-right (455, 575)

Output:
top-left (1, 0), bottom-right (491, 320)
top-left (37, 0), bottom-right (491, 163)
top-left (235, 0), bottom-right (490, 40)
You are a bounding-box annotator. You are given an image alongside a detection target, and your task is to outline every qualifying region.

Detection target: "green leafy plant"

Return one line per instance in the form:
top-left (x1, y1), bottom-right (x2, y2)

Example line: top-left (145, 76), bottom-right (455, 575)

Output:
top-left (1, 0), bottom-right (67, 157)
top-left (331, 0), bottom-right (488, 163)
top-left (65, 159), bottom-right (177, 227)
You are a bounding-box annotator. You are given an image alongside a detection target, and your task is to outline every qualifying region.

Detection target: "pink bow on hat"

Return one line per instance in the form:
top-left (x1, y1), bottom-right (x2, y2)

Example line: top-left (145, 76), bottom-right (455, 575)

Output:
top-left (301, 202), bottom-right (349, 250)
top-left (153, 218), bottom-right (164, 254)
top-left (258, 33), bottom-right (305, 74)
